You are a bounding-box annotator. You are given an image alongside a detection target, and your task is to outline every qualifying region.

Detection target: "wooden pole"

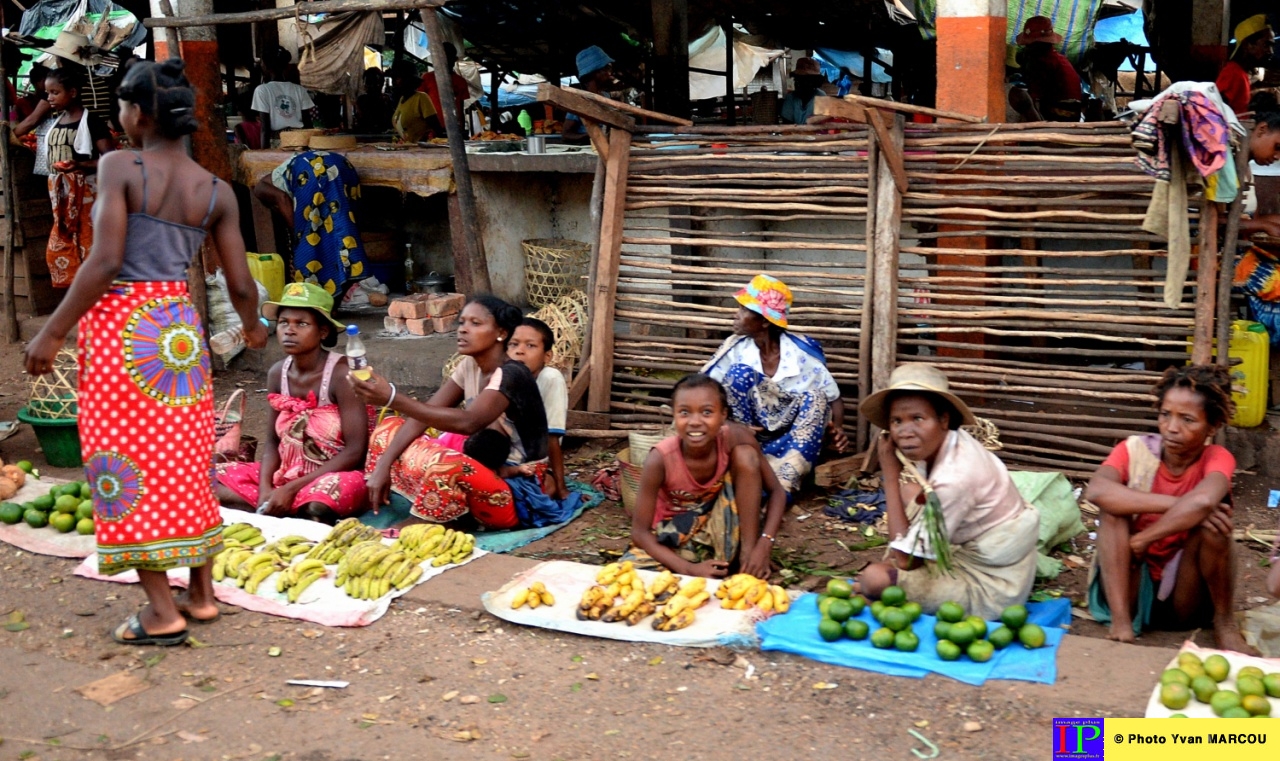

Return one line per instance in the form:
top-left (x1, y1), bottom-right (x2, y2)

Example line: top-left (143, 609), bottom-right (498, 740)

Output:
top-left (722, 19), bottom-right (735, 127)
top-left (146, 0), bottom-right (444, 28)
top-left (871, 113), bottom-right (904, 390)
top-left (650, 0), bottom-right (690, 120)
top-left (587, 129), bottom-right (633, 413)
top-left (420, 6), bottom-right (490, 293)
top-left (1216, 147), bottom-right (1250, 367)
top-left (856, 130), bottom-right (878, 449)
top-left (0, 28), bottom-right (17, 343)
top-left (1191, 201), bottom-right (1219, 364)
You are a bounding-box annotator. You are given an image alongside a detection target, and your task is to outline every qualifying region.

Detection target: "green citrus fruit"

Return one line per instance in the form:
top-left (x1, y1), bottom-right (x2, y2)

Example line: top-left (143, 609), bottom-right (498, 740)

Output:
top-left (870, 627), bottom-right (896, 649)
top-left (848, 595), bottom-right (867, 616)
top-left (817, 617), bottom-right (844, 642)
top-left (933, 621), bottom-right (952, 641)
top-left (1160, 682), bottom-right (1191, 710)
top-left (1191, 675), bottom-right (1218, 704)
top-left (50, 512), bottom-right (76, 533)
top-left (1178, 652), bottom-right (1203, 670)
top-left (1241, 694), bottom-right (1271, 716)
top-left (844, 619), bottom-right (869, 640)
top-left (1221, 707), bottom-right (1251, 718)
top-left (76, 501), bottom-right (94, 521)
top-left (880, 585), bottom-right (906, 607)
top-left (1000, 604), bottom-right (1029, 630)
top-left (901, 601), bottom-right (922, 623)
top-left (56, 483), bottom-right (78, 498)
top-left (988, 625), bottom-right (1016, 650)
top-left (817, 595), bottom-right (836, 618)
top-left (1210, 689), bottom-right (1241, 717)
top-left (76, 517), bottom-right (95, 535)
top-left (15, 460), bottom-right (34, 474)
top-left (1018, 623), bottom-right (1046, 649)
top-left (23, 509), bottom-right (48, 528)
top-left (1161, 668), bottom-right (1192, 687)
top-left (1181, 660), bottom-right (1207, 680)
top-left (33, 494), bottom-right (54, 511)
top-left (936, 640), bottom-right (962, 661)
top-left (894, 629), bottom-right (920, 652)
top-left (1263, 673), bottom-right (1280, 698)
top-left (80, 482), bottom-right (92, 500)
top-left (0, 503), bottom-right (23, 525)
top-left (1169, 713), bottom-right (1188, 718)
top-left (54, 495), bottom-right (79, 514)
top-left (827, 598), bottom-right (855, 623)
top-left (937, 601), bottom-right (965, 623)
top-left (869, 600), bottom-right (885, 622)
top-left (1236, 675), bottom-right (1266, 698)
top-left (965, 616), bottom-right (988, 640)
top-left (967, 640), bottom-right (995, 663)
top-left (1204, 654), bottom-right (1230, 683)
top-left (948, 621), bottom-right (976, 648)
top-left (826, 579), bottom-right (853, 599)
top-left (1238, 666), bottom-right (1265, 682)
top-left (881, 607), bottom-right (909, 633)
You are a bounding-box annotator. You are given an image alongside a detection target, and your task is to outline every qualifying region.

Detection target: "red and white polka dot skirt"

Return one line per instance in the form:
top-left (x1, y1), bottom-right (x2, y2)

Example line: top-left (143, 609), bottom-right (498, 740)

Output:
top-left (78, 281), bottom-right (223, 575)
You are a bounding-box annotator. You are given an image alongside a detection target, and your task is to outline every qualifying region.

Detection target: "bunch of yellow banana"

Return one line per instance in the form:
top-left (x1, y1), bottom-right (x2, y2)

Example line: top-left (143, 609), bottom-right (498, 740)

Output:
top-left (213, 547), bottom-right (283, 593)
top-left (594, 560), bottom-right (631, 585)
top-left (387, 524), bottom-right (476, 566)
top-left (651, 577), bottom-right (710, 631)
top-left (577, 583), bottom-right (618, 621)
top-left (262, 535), bottom-right (316, 562)
top-left (276, 558), bottom-right (328, 603)
top-left (646, 570), bottom-right (678, 604)
top-left (714, 574), bottom-right (790, 613)
top-left (334, 539), bottom-right (425, 600)
top-left (222, 522), bottom-right (265, 547)
top-left (305, 518), bottom-right (384, 564)
top-left (510, 581), bottom-right (555, 609)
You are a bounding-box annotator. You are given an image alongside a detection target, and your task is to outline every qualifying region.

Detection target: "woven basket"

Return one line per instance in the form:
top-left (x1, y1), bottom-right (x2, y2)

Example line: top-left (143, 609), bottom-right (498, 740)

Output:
top-left (310, 134), bottom-right (357, 150)
top-left (618, 447), bottom-right (642, 515)
top-left (27, 349), bottom-right (78, 419)
top-left (279, 129), bottom-right (320, 148)
top-left (528, 289), bottom-right (589, 383)
top-left (523, 239), bottom-right (590, 308)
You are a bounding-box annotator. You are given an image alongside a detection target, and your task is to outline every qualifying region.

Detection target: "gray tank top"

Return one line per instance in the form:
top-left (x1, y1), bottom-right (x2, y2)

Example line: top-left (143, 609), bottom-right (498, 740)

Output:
top-left (116, 152), bottom-right (219, 282)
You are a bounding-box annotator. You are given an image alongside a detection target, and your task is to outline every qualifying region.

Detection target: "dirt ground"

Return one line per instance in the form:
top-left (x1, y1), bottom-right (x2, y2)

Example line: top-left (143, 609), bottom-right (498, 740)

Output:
top-left (0, 333), bottom-right (1276, 760)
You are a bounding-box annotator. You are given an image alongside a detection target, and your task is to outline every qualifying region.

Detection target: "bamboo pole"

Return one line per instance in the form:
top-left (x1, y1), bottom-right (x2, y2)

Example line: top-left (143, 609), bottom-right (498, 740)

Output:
top-left (587, 129), bottom-right (633, 412)
top-left (146, 0), bottom-right (444, 27)
top-left (0, 45), bottom-right (18, 343)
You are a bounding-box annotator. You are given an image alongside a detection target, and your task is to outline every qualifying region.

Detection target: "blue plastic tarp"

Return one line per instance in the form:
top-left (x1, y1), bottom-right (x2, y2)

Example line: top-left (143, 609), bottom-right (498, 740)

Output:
top-left (756, 595), bottom-right (1070, 686)
top-left (1094, 10), bottom-right (1147, 45)
top-left (814, 48), bottom-right (893, 84)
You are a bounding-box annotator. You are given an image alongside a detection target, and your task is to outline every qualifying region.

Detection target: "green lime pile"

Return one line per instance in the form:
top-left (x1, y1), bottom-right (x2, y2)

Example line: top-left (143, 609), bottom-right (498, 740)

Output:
top-left (932, 603), bottom-right (1045, 663)
top-left (0, 480), bottom-right (94, 536)
top-left (816, 581), bottom-right (922, 652)
top-left (1157, 653), bottom-right (1280, 715)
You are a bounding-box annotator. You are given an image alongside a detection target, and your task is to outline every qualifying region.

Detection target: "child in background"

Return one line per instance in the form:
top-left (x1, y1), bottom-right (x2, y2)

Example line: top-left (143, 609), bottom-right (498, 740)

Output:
top-left (626, 374), bottom-right (787, 579)
top-left (508, 317), bottom-right (570, 499)
top-left (234, 94), bottom-right (263, 149)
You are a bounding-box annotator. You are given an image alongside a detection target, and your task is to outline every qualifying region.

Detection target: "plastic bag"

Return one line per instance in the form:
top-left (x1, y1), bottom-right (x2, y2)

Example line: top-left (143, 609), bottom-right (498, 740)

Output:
top-left (1009, 471), bottom-right (1087, 579)
top-left (206, 269), bottom-right (268, 361)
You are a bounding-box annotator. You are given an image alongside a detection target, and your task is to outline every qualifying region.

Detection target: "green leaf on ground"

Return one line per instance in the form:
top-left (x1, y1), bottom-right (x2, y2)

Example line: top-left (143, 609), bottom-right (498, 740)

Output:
top-left (488, 693), bottom-right (507, 703)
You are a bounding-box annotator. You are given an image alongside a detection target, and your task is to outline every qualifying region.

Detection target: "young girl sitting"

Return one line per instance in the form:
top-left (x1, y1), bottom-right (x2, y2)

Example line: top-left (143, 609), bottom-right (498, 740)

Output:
top-left (216, 283), bottom-right (369, 523)
top-left (627, 374), bottom-right (787, 579)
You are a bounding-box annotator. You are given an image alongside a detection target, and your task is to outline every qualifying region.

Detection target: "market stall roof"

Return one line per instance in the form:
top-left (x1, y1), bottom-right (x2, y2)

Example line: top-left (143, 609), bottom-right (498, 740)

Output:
top-left (440, 0), bottom-right (904, 80)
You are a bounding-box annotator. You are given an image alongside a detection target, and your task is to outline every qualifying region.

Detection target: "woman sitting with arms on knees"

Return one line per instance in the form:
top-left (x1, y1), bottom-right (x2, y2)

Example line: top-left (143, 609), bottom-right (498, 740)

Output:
top-left (1085, 365), bottom-right (1255, 653)
top-left (703, 274), bottom-right (847, 494)
top-left (351, 295), bottom-right (548, 529)
top-left (626, 374), bottom-right (787, 579)
top-left (853, 364), bottom-right (1040, 621)
top-left (217, 283), bottom-right (369, 523)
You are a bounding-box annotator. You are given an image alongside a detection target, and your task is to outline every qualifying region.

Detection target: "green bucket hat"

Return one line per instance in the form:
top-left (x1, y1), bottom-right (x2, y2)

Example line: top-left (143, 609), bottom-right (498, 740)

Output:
top-left (261, 282), bottom-right (346, 346)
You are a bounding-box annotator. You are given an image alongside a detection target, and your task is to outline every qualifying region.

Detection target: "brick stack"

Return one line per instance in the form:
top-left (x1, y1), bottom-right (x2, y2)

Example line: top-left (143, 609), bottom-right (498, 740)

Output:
top-left (386, 293), bottom-right (465, 336)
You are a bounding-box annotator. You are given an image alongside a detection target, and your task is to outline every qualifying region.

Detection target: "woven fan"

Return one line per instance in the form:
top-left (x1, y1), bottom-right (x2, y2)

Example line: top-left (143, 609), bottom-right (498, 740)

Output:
top-left (27, 349), bottom-right (79, 420)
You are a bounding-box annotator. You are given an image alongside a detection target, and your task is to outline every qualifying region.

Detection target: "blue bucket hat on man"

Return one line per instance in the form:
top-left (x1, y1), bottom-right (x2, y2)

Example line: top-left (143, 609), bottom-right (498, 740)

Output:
top-left (576, 45), bottom-right (614, 79)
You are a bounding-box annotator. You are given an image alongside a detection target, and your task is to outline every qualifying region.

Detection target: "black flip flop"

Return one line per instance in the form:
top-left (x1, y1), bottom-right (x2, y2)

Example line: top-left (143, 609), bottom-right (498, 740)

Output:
top-left (112, 613), bottom-right (189, 647)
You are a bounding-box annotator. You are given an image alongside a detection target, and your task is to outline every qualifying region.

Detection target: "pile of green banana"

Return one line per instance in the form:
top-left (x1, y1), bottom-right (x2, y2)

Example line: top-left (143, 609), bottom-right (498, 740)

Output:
top-left (276, 558), bottom-right (329, 603)
top-left (222, 522), bottom-right (266, 547)
top-left (388, 524), bottom-right (476, 567)
top-left (335, 540), bottom-right (425, 600)
top-left (212, 534), bottom-right (317, 594)
top-left (305, 517), bottom-right (384, 564)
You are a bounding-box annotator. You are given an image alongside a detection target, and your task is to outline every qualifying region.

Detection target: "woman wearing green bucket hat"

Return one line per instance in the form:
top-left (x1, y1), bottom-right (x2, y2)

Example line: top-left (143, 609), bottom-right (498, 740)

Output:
top-left (216, 282), bottom-right (370, 523)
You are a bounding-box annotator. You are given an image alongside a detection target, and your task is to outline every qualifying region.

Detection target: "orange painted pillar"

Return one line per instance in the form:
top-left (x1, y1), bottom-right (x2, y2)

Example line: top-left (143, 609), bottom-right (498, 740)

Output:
top-left (150, 0), bottom-right (232, 183)
top-left (934, 0), bottom-right (1006, 357)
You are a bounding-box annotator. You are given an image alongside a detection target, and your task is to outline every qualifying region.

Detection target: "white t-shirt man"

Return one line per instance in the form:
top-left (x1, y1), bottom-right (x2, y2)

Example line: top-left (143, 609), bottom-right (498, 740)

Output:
top-left (251, 81), bottom-right (316, 132)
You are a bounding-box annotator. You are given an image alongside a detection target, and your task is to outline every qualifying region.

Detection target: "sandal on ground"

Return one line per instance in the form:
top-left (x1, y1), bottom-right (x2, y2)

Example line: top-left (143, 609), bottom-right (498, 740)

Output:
top-left (112, 613), bottom-right (189, 647)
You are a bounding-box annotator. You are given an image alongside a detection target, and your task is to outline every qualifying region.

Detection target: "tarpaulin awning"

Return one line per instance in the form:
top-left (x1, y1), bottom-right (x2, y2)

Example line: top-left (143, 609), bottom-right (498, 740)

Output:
top-left (814, 47), bottom-right (893, 84)
top-left (913, 0), bottom-right (1104, 63)
top-left (688, 26), bottom-right (784, 101)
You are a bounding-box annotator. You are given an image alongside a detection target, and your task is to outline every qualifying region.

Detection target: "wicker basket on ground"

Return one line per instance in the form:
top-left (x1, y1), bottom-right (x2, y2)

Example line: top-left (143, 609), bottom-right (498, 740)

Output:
top-left (522, 238), bottom-right (590, 308)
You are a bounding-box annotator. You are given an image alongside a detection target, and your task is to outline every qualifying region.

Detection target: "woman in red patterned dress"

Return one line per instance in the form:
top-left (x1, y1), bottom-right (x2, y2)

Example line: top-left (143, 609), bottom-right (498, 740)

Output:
top-left (24, 60), bottom-right (266, 646)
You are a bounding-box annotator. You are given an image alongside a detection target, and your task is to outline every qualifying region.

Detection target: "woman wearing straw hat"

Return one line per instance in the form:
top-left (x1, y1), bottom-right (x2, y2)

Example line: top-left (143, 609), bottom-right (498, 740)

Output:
top-left (853, 364), bottom-right (1039, 620)
top-left (702, 274), bottom-right (846, 494)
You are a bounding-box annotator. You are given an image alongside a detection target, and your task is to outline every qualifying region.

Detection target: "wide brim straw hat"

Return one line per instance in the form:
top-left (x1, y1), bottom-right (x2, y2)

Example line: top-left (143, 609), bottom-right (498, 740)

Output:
top-left (859, 363), bottom-right (977, 430)
top-left (734, 273), bottom-right (792, 329)
top-left (261, 282), bottom-right (346, 346)
top-left (791, 56), bottom-right (823, 77)
top-left (44, 31), bottom-right (97, 66)
top-left (1015, 16), bottom-right (1064, 46)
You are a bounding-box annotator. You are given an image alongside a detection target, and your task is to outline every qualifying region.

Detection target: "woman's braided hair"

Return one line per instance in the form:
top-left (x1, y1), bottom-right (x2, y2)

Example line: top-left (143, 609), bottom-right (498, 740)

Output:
top-left (1152, 364), bottom-right (1234, 428)
top-left (115, 58), bottom-right (199, 139)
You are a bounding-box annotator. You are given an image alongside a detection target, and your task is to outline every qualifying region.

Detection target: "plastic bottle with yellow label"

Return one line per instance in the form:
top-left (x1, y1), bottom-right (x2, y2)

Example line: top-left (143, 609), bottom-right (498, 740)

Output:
top-left (345, 324), bottom-right (371, 380)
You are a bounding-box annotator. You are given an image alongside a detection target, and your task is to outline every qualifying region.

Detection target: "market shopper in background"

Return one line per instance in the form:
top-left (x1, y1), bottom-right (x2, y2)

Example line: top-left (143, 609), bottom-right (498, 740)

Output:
top-left (1085, 365), bottom-right (1257, 654)
top-left (251, 47), bottom-right (316, 143)
top-left (390, 60), bottom-right (441, 143)
top-left (563, 45), bottom-right (614, 142)
top-left (419, 42), bottom-right (469, 135)
top-left (780, 57), bottom-right (824, 124)
top-left (25, 60), bottom-right (267, 646)
top-left (1215, 14), bottom-right (1274, 116)
top-left (1007, 16), bottom-right (1083, 122)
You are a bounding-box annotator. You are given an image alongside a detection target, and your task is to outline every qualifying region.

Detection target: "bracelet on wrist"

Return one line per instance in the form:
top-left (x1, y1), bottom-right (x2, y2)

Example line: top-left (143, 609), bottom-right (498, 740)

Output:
top-left (760, 533), bottom-right (775, 542)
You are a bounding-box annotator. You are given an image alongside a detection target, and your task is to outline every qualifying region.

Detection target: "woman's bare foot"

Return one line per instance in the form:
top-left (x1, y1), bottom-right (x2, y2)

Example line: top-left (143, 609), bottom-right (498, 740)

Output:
top-left (173, 591), bottom-right (220, 622)
top-left (1213, 621), bottom-right (1258, 655)
top-left (1107, 619), bottom-right (1136, 643)
top-left (116, 604), bottom-right (187, 640)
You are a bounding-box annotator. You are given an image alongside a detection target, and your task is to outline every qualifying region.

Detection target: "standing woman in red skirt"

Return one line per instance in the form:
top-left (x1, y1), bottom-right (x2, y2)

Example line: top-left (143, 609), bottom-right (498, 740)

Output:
top-left (24, 60), bottom-right (267, 646)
